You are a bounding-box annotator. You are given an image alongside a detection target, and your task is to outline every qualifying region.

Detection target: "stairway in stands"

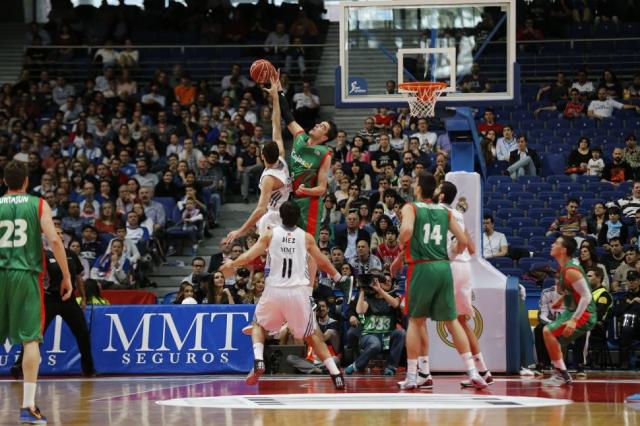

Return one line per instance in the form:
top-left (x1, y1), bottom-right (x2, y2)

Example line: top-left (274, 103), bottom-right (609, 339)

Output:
top-left (149, 202), bottom-right (254, 300)
top-left (0, 23), bottom-right (26, 84)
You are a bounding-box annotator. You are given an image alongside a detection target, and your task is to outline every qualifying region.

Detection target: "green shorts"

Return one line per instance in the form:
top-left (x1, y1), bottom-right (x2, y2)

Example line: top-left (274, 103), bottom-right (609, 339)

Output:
top-left (546, 310), bottom-right (596, 346)
top-left (0, 269), bottom-right (44, 344)
top-left (406, 261), bottom-right (456, 321)
top-left (293, 196), bottom-right (323, 240)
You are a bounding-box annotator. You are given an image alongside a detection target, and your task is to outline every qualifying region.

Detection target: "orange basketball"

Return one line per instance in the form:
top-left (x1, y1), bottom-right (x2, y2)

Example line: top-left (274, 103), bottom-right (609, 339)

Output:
top-left (250, 59), bottom-right (276, 84)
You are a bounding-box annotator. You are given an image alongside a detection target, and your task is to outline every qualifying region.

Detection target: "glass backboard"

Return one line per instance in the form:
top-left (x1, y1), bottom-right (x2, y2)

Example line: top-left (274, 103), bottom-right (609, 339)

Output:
top-left (337, 0), bottom-right (517, 108)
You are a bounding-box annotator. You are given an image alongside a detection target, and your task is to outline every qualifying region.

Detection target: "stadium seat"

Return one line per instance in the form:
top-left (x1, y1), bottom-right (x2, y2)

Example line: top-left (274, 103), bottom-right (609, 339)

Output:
top-left (546, 174), bottom-right (572, 185)
top-left (526, 182), bottom-right (553, 194)
top-left (508, 236), bottom-right (525, 247)
top-left (555, 182), bottom-right (584, 193)
top-left (528, 236), bottom-right (555, 253)
top-left (517, 226), bottom-right (546, 240)
top-left (507, 217), bottom-right (536, 228)
top-left (495, 226), bottom-right (514, 236)
top-left (496, 182), bottom-right (525, 193)
top-left (600, 191), bottom-right (626, 203)
top-left (517, 199), bottom-right (538, 212)
top-left (592, 181), bottom-right (615, 193)
top-left (542, 154), bottom-right (567, 176)
top-left (486, 175), bottom-right (512, 188)
top-left (516, 175), bottom-right (543, 185)
top-left (519, 256), bottom-right (550, 272)
top-left (528, 207), bottom-right (556, 221)
top-left (538, 191), bottom-right (564, 203)
top-left (572, 191), bottom-right (594, 202)
top-left (495, 208), bottom-right (525, 222)
top-left (487, 256), bottom-right (513, 269)
top-left (500, 267), bottom-right (524, 278)
top-left (486, 199), bottom-right (513, 211)
top-left (580, 198), bottom-right (601, 211)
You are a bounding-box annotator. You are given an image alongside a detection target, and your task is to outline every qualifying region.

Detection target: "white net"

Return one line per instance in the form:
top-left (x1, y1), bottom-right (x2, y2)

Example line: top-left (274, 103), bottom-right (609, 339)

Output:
top-left (399, 83), bottom-right (448, 118)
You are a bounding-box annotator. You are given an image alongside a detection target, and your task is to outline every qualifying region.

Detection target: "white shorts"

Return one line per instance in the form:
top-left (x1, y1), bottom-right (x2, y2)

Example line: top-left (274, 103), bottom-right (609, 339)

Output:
top-left (257, 210), bottom-right (281, 235)
top-left (254, 285), bottom-right (316, 339)
top-left (452, 260), bottom-right (473, 317)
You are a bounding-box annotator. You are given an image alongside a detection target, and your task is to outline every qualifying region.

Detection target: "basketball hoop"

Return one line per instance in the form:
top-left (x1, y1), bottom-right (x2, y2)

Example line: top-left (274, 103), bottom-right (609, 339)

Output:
top-left (398, 81), bottom-right (448, 118)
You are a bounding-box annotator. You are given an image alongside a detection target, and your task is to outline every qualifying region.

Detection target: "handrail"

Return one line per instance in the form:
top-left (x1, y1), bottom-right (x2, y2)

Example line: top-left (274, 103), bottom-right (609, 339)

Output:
top-left (24, 43), bottom-right (330, 50)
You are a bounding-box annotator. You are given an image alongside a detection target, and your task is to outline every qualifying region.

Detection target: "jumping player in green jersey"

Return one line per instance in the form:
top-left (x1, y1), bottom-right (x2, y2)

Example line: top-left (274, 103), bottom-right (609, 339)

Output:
top-left (0, 160), bottom-right (72, 424)
top-left (391, 172), bottom-right (487, 390)
top-left (543, 235), bottom-right (596, 386)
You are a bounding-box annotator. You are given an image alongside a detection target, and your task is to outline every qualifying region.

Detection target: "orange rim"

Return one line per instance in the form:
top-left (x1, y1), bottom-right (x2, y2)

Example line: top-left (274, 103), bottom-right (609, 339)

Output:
top-left (398, 81), bottom-right (448, 102)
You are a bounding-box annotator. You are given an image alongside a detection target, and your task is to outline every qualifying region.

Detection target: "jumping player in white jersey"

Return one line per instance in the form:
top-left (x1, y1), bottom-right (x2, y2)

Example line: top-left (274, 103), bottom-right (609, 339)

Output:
top-left (223, 83), bottom-right (290, 243)
top-left (220, 201), bottom-right (352, 389)
top-left (436, 181), bottom-right (493, 386)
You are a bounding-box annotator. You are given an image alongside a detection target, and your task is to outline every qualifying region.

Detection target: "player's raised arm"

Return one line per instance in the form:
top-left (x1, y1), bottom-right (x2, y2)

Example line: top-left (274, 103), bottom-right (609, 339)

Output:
top-left (274, 74), bottom-right (304, 136)
top-left (266, 75), bottom-right (285, 157)
top-left (40, 201), bottom-right (72, 300)
top-left (220, 230), bottom-right (272, 277)
top-left (223, 177), bottom-right (275, 245)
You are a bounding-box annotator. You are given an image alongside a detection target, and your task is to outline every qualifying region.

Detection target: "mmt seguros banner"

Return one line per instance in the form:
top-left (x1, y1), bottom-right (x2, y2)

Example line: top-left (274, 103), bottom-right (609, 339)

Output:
top-left (0, 304), bottom-right (255, 375)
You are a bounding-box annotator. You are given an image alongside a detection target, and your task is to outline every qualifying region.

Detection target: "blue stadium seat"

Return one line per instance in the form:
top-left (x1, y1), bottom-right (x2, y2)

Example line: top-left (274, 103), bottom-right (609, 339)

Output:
top-left (484, 192), bottom-right (505, 202)
top-left (487, 256), bottom-right (513, 269)
top-left (528, 236), bottom-right (555, 253)
top-left (546, 174), bottom-right (572, 185)
top-left (542, 153), bottom-right (567, 176)
top-left (500, 267), bottom-right (524, 278)
top-left (519, 256), bottom-right (550, 272)
top-left (517, 226), bottom-right (546, 240)
top-left (537, 217), bottom-right (555, 229)
top-left (528, 207), bottom-right (556, 221)
top-left (600, 191), bottom-right (626, 203)
top-left (600, 118), bottom-right (623, 129)
top-left (517, 199), bottom-right (538, 212)
top-left (496, 182), bottom-right (525, 193)
top-left (546, 197), bottom-right (567, 210)
top-left (580, 198), bottom-right (601, 211)
top-left (486, 175), bottom-right (512, 187)
top-left (538, 191), bottom-right (564, 203)
top-left (573, 117), bottom-right (598, 129)
top-left (508, 236), bottom-right (525, 247)
top-left (555, 182), bottom-right (584, 193)
top-left (526, 182), bottom-right (553, 194)
top-left (507, 217), bottom-right (536, 228)
top-left (572, 191), bottom-right (594, 201)
top-left (495, 208), bottom-right (525, 222)
top-left (618, 181), bottom-right (633, 193)
top-left (546, 144), bottom-right (571, 154)
top-left (162, 292), bottom-right (178, 304)
top-left (506, 191), bottom-right (532, 203)
top-left (495, 226), bottom-right (514, 236)
top-left (486, 199), bottom-right (513, 211)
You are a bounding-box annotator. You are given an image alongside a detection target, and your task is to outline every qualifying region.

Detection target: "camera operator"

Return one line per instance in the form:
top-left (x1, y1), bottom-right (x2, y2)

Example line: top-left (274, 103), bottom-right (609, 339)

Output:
top-left (613, 270), bottom-right (640, 369)
top-left (344, 271), bottom-right (405, 376)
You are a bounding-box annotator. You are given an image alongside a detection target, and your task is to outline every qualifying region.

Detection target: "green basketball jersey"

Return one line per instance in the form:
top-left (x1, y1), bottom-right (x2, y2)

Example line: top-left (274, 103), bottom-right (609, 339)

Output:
top-left (558, 259), bottom-right (596, 315)
top-left (288, 132), bottom-right (331, 195)
top-left (407, 201), bottom-right (450, 262)
top-left (0, 194), bottom-right (44, 273)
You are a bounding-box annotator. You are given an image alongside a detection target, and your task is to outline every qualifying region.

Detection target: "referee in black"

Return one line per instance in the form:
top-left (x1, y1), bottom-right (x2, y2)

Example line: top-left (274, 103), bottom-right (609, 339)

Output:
top-left (11, 225), bottom-right (95, 377)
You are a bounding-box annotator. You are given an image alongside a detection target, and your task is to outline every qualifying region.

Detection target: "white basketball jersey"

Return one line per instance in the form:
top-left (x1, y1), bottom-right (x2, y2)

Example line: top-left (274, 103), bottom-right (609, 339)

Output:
top-left (445, 205), bottom-right (472, 262)
top-left (259, 157), bottom-right (291, 211)
top-left (265, 226), bottom-right (309, 288)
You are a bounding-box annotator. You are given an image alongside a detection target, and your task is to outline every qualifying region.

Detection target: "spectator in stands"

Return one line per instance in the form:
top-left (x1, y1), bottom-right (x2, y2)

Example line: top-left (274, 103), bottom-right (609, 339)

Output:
top-left (389, 123), bottom-right (407, 153)
top-left (601, 147), bottom-right (633, 186)
top-left (116, 38), bottom-right (139, 69)
top-left (431, 153), bottom-right (449, 186)
top-left (125, 210), bottom-right (149, 245)
top-left (264, 22), bottom-right (289, 68)
top-left (496, 125), bottom-right (516, 162)
top-left (477, 108), bottom-right (503, 137)
top-left (506, 136), bottom-right (540, 180)
top-left (587, 202), bottom-right (607, 238)
top-left (547, 198), bottom-right (587, 238)
top-left (480, 129), bottom-right (498, 165)
top-left (611, 181), bottom-right (640, 218)
top-left (598, 206), bottom-right (628, 248)
top-left (588, 87), bottom-right (639, 120)
top-left (179, 138), bottom-right (204, 171)
top-left (95, 66), bottom-right (116, 100)
top-left (611, 248), bottom-right (637, 292)
top-left (173, 281), bottom-right (194, 305)
top-left (612, 271), bottom-right (640, 369)
top-left (376, 227), bottom-right (402, 270)
top-left (52, 76), bottom-right (75, 108)
top-left (602, 237), bottom-right (626, 273)
top-left (561, 88), bottom-right (586, 119)
top-left (371, 134), bottom-right (399, 175)
top-left (370, 214), bottom-right (392, 253)
top-left (292, 81), bottom-right (320, 129)
top-left (629, 210), bottom-right (640, 250)
top-left (373, 108), bottom-right (395, 131)
top-left (244, 273), bottom-right (265, 304)
top-left (599, 68), bottom-right (623, 99)
top-left (397, 174), bottom-right (415, 202)
top-left (94, 40), bottom-right (118, 70)
top-left (90, 238), bottom-right (131, 289)
top-left (578, 243), bottom-right (610, 290)
top-left (175, 73), bottom-right (197, 106)
top-left (335, 211), bottom-right (370, 259)
top-left (623, 134), bottom-right (640, 180)
top-left (221, 64), bottom-right (254, 95)
top-left (204, 272), bottom-right (235, 305)
top-left (138, 186), bottom-right (165, 235)
top-left (62, 201), bottom-right (86, 238)
top-left (141, 82), bottom-right (166, 109)
top-left (626, 73), bottom-right (640, 99)
top-left (587, 147), bottom-right (605, 177)
top-left (483, 214), bottom-right (508, 258)
top-left (345, 273), bottom-right (404, 376)
top-left (357, 117), bottom-right (380, 147)
top-left (411, 118), bottom-right (437, 153)
top-left (571, 69), bottom-right (595, 101)
top-left (516, 18), bottom-right (544, 53)
top-left (566, 137), bottom-right (591, 175)
top-left (133, 158), bottom-right (158, 188)
top-left (236, 141), bottom-right (263, 203)
top-left (533, 282), bottom-right (564, 371)
top-left (461, 63), bottom-right (490, 93)
top-left (534, 72), bottom-right (569, 115)
top-left (286, 36), bottom-right (307, 78)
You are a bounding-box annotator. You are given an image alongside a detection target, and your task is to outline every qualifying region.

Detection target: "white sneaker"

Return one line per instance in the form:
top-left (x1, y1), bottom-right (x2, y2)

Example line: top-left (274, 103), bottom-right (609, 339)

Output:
top-left (397, 373), bottom-right (432, 389)
top-left (520, 367), bottom-right (535, 377)
top-left (461, 371), bottom-right (493, 387)
top-left (463, 372), bottom-right (488, 389)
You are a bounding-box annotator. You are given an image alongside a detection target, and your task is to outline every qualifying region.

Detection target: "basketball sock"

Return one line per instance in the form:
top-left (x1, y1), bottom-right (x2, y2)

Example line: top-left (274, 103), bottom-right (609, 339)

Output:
top-left (461, 352), bottom-right (476, 373)
top-left (22, 382), bottom-right (36, 409)
top-left (418, 356), bottom-right (430, 375)
top-left (323, 358), bottom-right (340, 376)
top-left (552, 359), bottom-right (567, 371)
top-left (473, 353), bottom-right (488, 372)
top-left (253, 343), bottom-right (264, 361)
top-left (407, 359), bottom-right (418, 377)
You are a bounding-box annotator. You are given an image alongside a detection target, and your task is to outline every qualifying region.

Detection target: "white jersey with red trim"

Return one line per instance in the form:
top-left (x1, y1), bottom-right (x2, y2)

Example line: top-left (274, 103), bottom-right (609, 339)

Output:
top-left (265, 225), bottom-right (309, 288)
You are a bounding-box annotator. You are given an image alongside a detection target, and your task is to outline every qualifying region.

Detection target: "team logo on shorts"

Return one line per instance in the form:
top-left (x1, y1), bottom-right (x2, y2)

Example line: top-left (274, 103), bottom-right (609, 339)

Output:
top-left (436, 306), bottom-right (484, 349)
top-left (455, 197), bottom-right (468, 214)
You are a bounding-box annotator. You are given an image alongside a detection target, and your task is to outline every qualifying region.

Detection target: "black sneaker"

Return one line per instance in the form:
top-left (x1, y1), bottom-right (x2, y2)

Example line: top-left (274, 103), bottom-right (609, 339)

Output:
top-left (331, 373), bottom-right (346, 390)
top-left (246, 359), bottom-right (266, 385)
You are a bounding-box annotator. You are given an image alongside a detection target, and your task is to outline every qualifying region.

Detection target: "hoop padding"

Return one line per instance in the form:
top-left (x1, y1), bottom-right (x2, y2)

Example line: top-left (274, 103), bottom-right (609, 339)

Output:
top-left (398, 82), bottom-right (449, 118)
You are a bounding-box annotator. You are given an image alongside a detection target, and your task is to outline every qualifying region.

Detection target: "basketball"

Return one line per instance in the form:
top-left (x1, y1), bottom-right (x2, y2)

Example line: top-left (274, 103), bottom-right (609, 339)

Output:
top-left (250, 59), bottom-right (276, 84)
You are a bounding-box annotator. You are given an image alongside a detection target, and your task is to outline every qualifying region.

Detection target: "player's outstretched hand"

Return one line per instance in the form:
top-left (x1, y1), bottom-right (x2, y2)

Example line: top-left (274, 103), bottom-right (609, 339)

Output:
top-left (222, 230), bottom-right (240, 246)
top-left (219, 261), bottom-right (234, 279)
top-left (60, 277), bottom-right (73, 301)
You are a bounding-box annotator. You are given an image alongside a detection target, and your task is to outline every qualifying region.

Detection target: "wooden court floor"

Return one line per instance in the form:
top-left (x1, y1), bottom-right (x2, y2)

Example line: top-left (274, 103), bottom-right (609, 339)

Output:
top-left (1, 372), bottom-right (639, 425)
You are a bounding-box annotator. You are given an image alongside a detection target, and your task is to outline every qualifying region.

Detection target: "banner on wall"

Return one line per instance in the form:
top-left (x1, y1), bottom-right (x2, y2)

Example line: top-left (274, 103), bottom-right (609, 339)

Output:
top-left (425, 172), bottom-right (508, 372)
top-left (1, 305), bottom-right (255, 375)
